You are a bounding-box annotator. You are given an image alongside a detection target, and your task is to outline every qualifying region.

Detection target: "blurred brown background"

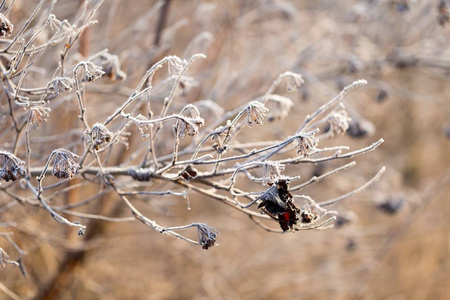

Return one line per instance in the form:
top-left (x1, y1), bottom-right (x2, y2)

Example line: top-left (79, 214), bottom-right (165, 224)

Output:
top-left (1, 0), bottom-right (450, 299)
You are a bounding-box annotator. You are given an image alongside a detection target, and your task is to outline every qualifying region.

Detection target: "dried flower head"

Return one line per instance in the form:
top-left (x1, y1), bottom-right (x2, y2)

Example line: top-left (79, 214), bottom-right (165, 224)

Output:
top-left (261, 161), bottom-right (285, 186)
top-left (211, 121), bottom-right (233, 154)
top-left (48, 77), bottom-right (74, 95)
top-left (195, 223), bottom-right (219, 250)
top-left (0, 14), bottom-right (13, 37)
top-left (245, 101), bottom-right (269, 127)
top-left (49, 14), bottom-right (73, 32)
top-left (327, 109), bottom-right (351, 136)
top-left (176, 105), bottom-right (204, 138)
top-left (74, 61), bottom-right (104, 82)
top-left (286, 72), bottom-right (304, 92)
top-left (98, 52), bottom-right (127, 81)
top-left (0, 151), bottom-right (26, 182)
top-left (90, 123), bottom-right (113, 150)
top-left (30, 106), bottom-right (51, 126)
top-left (52, 149), bottom-right (80, 179)
top-left (0, 248), bottom-right (10, 269)
top-left (134, 114), bottom-right (152, 139)
top-left (266, 95), bottom-right (294, 121)
top-left (168, 56), bottom-right (187, 75)
top-left (297, 196), bottom-right (337, 229)
top-left (295, 129), bottom-right (319, 157)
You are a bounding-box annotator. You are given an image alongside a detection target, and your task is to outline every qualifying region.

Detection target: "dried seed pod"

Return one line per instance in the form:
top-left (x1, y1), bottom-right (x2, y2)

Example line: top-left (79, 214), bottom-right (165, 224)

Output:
top-left (176, 118), bottom-right (204, 138)
top-left (295, 130), bottom-right (319, 157)
top-left (90, 123), bottom-right (113, 150)
top-left (195, 223), bottom-right (219, 250)
top-left (0, 14), bottom-right (13, 37)
top-left (327, 109), bottom-right (351, 136)
top-left (176, 105), bottom-right (204, 138)
top-left (168, 56), bottom-right (187, 75)
top-left (245, 101), bottom-right (269, 127)
top-left (0, 151), bottom-right (26, 182)
top-left (30, 106), bottom-right (51, 126)
top-left (51, 149), bottom-right (80, 179)
top-left (48, 77), bottom-right (74, 95)
top-left (74, 61), bottom-right (105, 82)
top-left (286, 72), bottom-right (304, 92)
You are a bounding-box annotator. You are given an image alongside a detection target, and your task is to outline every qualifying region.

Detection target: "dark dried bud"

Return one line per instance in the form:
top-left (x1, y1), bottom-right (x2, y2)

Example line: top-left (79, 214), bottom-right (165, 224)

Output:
top-left (377, 196), bottom-right (404, 215)
top-left (347, 119), bottom-right (375, 138)
top-left (128, 168), bottom-right (152, 182)
top-left (438, 0), bottom-right (450, 26)
top-left (300, 209), bottom-right (318, 224)
top-left (257, 179), bottom-right (300, 232)
top-left (212, 143), bottom-right (229, 154)
top-left (179, 165), bottom-right (198, 181)
top-left (444, 124), bottom-right (450, 138)
top-left (334, 211), bottom-right (357, 228)
top-left (376, 88), bottom-right (388, 102)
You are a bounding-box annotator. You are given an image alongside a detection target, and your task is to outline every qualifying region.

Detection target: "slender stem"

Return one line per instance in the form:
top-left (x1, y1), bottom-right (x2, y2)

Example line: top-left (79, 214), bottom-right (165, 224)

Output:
top-left (318, 166), bottom-right (386, 206)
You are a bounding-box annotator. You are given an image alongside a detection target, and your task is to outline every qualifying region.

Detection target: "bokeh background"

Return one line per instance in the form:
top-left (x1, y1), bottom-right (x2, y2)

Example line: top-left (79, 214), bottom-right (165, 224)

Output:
top-left (1, 0), bottom-right (450, 299)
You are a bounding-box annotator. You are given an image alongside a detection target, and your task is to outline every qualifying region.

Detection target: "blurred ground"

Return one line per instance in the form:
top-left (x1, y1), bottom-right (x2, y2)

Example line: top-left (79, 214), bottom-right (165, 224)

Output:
top-left (1, 0), bottom-right (450, 299)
